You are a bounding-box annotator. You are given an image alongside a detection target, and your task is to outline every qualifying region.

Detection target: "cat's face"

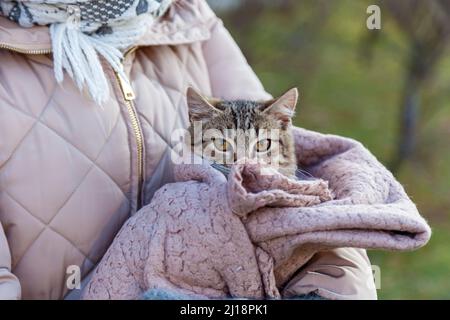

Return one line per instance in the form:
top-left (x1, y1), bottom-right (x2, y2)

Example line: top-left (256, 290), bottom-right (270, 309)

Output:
top-left (185, 87), bottom-right (298, 177)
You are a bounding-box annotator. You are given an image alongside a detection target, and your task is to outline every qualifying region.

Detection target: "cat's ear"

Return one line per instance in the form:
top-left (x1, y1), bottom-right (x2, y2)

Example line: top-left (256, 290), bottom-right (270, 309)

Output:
top-left (186, 87), bottom-right (222, 122)
top-left (263, 88), bottom-right (298, 126)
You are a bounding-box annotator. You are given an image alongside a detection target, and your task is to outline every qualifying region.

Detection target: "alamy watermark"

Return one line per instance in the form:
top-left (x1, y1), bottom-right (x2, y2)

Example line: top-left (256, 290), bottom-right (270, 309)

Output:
top-left (371, 264), bottom-right (382, 290)
top-left (66, 265), bottom-right (81, 290)
top-left (367, 5), bottom-right (381, 30)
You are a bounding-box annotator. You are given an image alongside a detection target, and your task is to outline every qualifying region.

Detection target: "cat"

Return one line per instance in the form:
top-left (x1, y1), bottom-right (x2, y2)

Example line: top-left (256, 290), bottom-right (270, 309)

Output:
top-left (184, 87), bottom-right (299, 178)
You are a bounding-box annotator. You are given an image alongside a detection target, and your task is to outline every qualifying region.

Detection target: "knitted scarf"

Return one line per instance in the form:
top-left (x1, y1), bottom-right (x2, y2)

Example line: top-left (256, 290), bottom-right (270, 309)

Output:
top-left (0, 0), bottom-right (173, 104)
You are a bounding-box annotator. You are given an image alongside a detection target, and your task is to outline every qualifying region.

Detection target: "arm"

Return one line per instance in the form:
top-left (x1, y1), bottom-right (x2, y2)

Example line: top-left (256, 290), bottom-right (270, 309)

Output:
top-left (282, 248), bottom-right (377, 300)
top-left (0, 223), bottom-right (21, 300)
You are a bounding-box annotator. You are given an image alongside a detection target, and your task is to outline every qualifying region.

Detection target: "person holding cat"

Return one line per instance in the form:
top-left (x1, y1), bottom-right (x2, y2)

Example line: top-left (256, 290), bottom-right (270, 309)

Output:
top-left (0, 0), bottom-right (376, 299)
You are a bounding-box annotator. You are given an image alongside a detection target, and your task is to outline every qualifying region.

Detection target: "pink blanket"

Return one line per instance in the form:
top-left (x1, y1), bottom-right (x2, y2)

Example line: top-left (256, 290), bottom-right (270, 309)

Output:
top-left (83, 127), bottom-right (431, 299)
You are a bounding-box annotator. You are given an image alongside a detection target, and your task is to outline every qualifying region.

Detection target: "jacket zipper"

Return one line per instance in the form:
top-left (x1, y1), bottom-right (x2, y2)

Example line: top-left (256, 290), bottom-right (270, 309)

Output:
top-left (114, 69), bottom-right (145, 209)
top-left (0, 43), bottom-right (52, 55)
top-left (0, 42), bottom-right (145, 209)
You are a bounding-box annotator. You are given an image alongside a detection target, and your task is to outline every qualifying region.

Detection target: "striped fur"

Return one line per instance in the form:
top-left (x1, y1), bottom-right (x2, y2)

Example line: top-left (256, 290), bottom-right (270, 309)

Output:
top-left (186, 88), bottom-right (298, 177)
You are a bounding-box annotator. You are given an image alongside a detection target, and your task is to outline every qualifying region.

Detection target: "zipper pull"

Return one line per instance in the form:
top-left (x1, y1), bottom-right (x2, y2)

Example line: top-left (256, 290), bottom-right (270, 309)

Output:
top-left (116, 72), bottom-right (136, 101)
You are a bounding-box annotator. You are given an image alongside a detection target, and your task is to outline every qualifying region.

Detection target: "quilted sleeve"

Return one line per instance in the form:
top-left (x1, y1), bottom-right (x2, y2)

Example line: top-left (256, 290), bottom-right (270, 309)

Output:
top-left (202, 18), bottom-right (272, 101)
top-left (282, 248), bottom-right (378, 300)
top-left (0, 223), bottom-right (21, 300)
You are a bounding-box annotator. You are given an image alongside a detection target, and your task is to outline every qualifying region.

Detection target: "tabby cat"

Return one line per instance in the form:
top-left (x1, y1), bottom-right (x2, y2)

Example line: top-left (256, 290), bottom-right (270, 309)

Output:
top-left (185, 87), bottom-right (298, 177)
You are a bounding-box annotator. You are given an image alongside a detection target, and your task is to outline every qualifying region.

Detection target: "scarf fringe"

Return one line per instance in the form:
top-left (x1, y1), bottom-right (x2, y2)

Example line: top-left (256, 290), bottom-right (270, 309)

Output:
top-left (50, 21), bottom-right (132, 105)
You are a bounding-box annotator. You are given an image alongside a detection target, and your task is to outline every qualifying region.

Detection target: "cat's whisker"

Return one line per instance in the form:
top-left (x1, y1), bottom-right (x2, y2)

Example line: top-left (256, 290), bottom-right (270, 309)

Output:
top-left (295, 167), bottom-right (316, 180)
top-left (211, 162), bottom-right (231, 177)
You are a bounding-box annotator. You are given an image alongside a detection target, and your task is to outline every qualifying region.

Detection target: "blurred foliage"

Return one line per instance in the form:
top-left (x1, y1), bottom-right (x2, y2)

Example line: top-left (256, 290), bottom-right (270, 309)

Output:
top-left (381, 0), bottom-right (450, 170)
top-left (213, 0), bottom-right (450, 299)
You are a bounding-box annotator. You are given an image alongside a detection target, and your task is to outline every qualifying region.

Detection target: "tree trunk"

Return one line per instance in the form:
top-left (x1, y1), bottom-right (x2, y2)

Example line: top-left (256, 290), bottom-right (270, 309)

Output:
top-left (390, 77), bottom-right (420, 172)
top-left (389, 43), bottom-right (425, 172)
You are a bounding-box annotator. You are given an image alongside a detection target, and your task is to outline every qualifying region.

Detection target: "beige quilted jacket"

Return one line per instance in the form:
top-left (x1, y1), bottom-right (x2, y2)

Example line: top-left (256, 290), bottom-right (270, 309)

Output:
top-left (0, 0), bottom-right (376, 300)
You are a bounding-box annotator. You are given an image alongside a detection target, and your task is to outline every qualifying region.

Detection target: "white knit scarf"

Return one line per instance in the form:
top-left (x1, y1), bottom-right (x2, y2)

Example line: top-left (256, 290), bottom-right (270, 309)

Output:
top-left (0, 0), bottom-right (173, 104)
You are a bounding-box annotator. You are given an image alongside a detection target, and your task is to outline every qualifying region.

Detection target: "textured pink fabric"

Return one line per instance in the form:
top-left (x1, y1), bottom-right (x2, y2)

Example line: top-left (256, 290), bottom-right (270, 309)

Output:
top-left (83, 127), bottom-right (431, 300)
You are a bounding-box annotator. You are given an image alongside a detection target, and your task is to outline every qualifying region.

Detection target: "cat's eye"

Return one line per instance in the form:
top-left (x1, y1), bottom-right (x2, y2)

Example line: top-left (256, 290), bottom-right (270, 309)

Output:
top-left (255, 139), bottom-right (272, 152)
top-left (213, 138), bottom-right (232, 152)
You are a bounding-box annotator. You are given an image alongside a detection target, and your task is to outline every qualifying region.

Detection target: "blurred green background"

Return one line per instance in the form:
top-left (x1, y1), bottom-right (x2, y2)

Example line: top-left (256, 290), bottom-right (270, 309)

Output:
top-left (209, 0), bottom-right (450, 299)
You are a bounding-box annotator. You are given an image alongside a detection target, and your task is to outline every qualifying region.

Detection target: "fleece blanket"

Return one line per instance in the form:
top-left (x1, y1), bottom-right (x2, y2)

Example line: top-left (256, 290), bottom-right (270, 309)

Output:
top-left (82, 127), bottom-right (431, 300)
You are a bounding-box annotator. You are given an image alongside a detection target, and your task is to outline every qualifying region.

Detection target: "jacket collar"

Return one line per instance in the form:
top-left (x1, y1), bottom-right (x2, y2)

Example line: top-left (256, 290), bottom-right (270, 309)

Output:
top-left (0, 0), bottom-right (214, 54)
top-left (0, 17), bottom-right (52, 53)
